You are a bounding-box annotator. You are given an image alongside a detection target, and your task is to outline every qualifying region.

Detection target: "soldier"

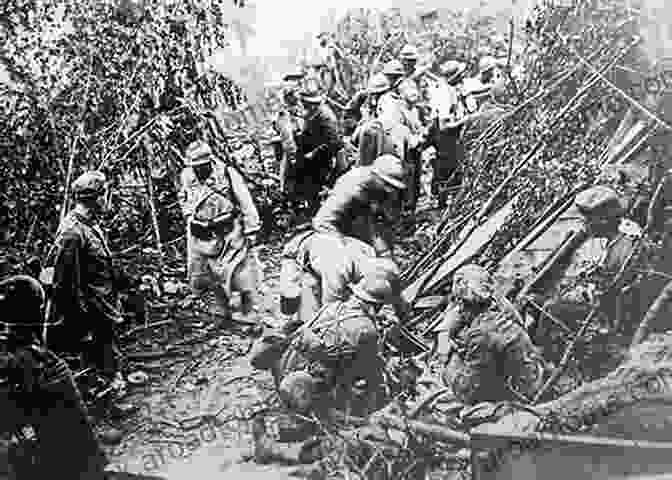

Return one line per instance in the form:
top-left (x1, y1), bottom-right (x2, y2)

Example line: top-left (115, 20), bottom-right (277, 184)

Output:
top-left (0, 275), bottom-right (109, 479)
top-left (434, 264), bottom-right (544, 405)
top-left (399, 44), bottom-right (420, 78)
top-left (294, 84), bottom-right (344, 215)
top-left (427, 60), bottom-right (471, 207)
top-left (43, 170), bottom-right (131, 379)
top-left (350, 73), bottom-right (396, 167)
top-left (178, 140), bottom-right (261, 325)
top-left (278, 233), bottom-right (376, 330)
top-left (313, 154), bottom-right (406, 258)
top-left (274, 257), bottom-right (402, 418)
top-left (272, 69), bottom-right (305, 197)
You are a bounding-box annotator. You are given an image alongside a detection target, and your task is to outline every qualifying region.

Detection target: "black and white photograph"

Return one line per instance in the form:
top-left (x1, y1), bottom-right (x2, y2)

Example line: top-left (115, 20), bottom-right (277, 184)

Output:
top-left (2, 0), bottom-right (672, 478)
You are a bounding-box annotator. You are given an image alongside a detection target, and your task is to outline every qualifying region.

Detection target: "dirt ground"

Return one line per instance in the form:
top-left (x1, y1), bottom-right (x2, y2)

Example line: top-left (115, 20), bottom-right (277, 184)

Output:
top-left (100, 202), bottom-right (438, 480)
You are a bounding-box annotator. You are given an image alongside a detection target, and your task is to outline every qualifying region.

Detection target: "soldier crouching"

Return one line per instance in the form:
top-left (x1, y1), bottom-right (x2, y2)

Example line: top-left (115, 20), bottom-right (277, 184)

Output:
top-left (0, 275), bottom-right (108, 479)
top-left (433, 264), bottom-right (545, 405)
top-left (273, 258), bottom-right (401, 420)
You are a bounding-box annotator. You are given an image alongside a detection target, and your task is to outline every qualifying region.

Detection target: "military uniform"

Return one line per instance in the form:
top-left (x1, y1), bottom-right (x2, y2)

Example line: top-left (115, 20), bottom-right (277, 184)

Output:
top-left (0, 275), bottom-right (108, 479)
top-left (279, 232), bottom-right (376, 325)
top-left (272, 259), bottom-right (400, 417)
top-left (312, 156), bottom-right (406, 257)
top-left (433, 265), bottom-right (543, 405)
top-left (444, 309), bottom-right (543, 405)
top-left (178, 142), bottom-right (261, 318)
top-left (44, 171), bottom-right (127, 375)
top-left (295, 90), bottom-right (343, 212)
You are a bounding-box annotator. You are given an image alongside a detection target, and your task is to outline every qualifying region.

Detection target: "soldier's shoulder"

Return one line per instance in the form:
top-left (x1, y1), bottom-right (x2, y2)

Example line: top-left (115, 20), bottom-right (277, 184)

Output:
top-left (57, 212), bottom-right (86, 239)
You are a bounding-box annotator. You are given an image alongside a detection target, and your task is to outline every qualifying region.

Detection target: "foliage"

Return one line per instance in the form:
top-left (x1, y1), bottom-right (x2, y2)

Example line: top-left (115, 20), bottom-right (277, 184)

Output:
top-left (0, 0), bottom-right (251, 256)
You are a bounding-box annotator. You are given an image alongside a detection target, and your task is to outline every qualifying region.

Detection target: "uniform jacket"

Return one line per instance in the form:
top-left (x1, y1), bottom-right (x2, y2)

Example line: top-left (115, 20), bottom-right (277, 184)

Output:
top-left (45, 209), bottom-right (125, 328)
top-left (179, 160), bottom-right (260, 237)
top-left (445, 307), bottom-right (543, 405)
top-left (312, 167), bottom-right (399, 254)
top-left (280, 232), bottom-right (376, 305)
top-left (298, 103), bottom-right (343, 163)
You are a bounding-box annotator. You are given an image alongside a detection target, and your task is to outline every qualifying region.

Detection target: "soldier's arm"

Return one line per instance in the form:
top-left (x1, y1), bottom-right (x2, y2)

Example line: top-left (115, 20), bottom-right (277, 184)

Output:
top-left (228, 167), bottom-right (261, 237)
top-left (312, 179), bottom-right (352, 235)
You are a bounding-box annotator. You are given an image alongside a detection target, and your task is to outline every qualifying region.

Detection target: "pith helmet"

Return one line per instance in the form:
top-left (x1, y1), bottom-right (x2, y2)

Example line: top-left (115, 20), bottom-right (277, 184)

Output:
top-left (574, 186), bottom-right (625, 219)
top-left (440, 60), bottom-right (467, 81)
top-left (382, 60), bottom-right (405, 77)
top-left (350, 257), bottom-right (401, 305)
top-left (367, 73), bottom-right (391, 95)
top-left (185, 140), bottom-right (214, 166)
top-left (372, 154), bottom-right (406, 190)
top-left (298, 84), bottom-right (324, 104)
top-left (452, 264), bottom-right (493, 303)
top-left (72, 170), bottom-right (107, 199)
top-left (0, 275), bottom-right (45, 326)
top-left (279, 371), bottom-right (318, 413)
top-left (399, 44), bottom-right (419, 61)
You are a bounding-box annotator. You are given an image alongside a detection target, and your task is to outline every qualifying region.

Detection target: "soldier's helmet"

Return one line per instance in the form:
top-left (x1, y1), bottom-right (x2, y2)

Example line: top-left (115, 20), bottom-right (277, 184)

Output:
top-left (282, 69), bottom-right (305, 82)
top-left (72, 170), bottom-right (107, 199)
top-left (350, 257), bottom-right (401, 305)
top-left (185, 140), bottom-right (214, 167)
top-left (382, 60), bottom-right (406, 77)
top-left (298, 83), bottom-right (324, 104)
top-left (479, 56), bottom-right (504, 75)
top-left (399, 44), bottom-right (419, 62)
top-left (278, 371), bottom-right (319, 414)
top-left (0, 275), bottom-right (45, 328)
top-left (574, 185), bottom-right (625, 220)
top-left (372, 154), bottom-right (406, 190)
top-left (452, 264), bottom-right (494, 304)
top-left (440, 60), bottom-right (467, 82)
top-left (367, 73), bottom-right (391, 95)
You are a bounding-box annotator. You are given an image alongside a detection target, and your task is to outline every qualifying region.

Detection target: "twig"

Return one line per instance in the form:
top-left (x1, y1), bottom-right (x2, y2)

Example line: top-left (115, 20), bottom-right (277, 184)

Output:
top-left (142, 162), bottom-right (165, 259)
top-left (558, 32), bottom-right (672, 132)
top-left (120, 319), bottom-right (174, 339)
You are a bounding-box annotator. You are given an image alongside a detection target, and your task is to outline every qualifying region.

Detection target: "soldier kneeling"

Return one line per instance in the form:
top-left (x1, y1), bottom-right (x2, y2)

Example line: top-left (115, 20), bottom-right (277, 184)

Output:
top-left (0, 275), bottom-right (109, 479)
top-left (433, 265), bottom-right (545, 406)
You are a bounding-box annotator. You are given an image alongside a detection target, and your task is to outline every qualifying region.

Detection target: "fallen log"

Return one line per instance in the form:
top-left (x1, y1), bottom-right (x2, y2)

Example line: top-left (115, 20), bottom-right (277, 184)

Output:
top-left (374, 413), bottom-right (470, 447)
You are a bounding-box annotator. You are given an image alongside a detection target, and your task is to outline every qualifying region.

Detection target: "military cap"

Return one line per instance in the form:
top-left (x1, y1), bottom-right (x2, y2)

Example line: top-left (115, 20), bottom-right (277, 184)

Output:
top-left (440, 60), bottom-right (467, 81)
top-left (72, 170), bottom-right (107, 198)
top-left (279, 371), bottom-right (318, 413)
top-left (574, 186), bottom-right (625, 219)
top-left (382, 60), bottom-right (406, 77)
top-left (367, 73), bottom-right (391, 94)
top-left (185, 140), bottom-right (214, 166)
top-left (282, 69), bottom-right (305, 82)
top-left (350, 257), bottom-right (401, 305)
top-left (452, 264), bottom-right (493, 303)
top-left (399, 44), bottom-right (419, 61)
top-left (0, 275), bottom-right (45, 325)
top-left (298, 85), bottom-right (324, 104)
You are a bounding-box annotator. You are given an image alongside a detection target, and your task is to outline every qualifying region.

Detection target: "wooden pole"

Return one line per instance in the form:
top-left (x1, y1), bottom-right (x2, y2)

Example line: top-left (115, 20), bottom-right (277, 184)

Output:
top-left (143, 162), bottom-right (164, 259)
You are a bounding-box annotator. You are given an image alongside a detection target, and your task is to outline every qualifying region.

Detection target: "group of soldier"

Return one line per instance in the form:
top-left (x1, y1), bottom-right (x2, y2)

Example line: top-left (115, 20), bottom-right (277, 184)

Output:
top-left (1, 34), bottom-right (659, 476)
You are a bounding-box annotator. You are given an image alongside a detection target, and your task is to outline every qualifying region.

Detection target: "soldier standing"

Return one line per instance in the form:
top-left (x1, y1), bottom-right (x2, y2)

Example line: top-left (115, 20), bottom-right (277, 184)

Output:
top-left (273, 69), bottom-right (305, 198)
top-left (350, 73), bottom-right (396, 167)
top-left (178, 140), bottom-right (261, 326)
top-left (434, 264), bottom-right (544, 405)
top-left (0, 275), bottom-right (109, 479)
top-left (43, 171), bottom-right (131, 379)
top-left (312, 154), bottom-right (406, 258)
top-left (294, 84), bottom-right (344, 215)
